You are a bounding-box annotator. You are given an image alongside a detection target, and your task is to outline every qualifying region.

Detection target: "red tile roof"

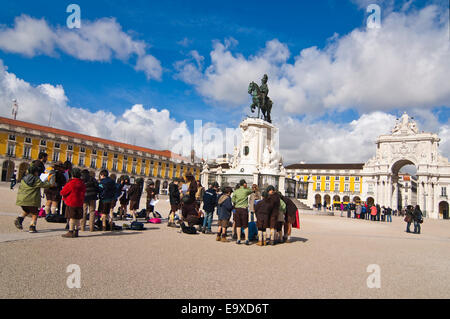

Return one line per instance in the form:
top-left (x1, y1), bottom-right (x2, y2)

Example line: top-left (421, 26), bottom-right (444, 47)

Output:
top-left (0, 116), bottom-right (190, 162)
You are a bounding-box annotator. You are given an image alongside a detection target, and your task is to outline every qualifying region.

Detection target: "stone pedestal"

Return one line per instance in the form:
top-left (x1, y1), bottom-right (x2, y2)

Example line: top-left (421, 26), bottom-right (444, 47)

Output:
top-left (222, 117), bottom-right (285, 193)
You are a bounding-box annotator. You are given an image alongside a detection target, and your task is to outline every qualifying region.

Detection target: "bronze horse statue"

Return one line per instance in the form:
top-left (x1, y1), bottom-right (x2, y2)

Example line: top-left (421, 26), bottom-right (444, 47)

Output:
top-left (248, 81), bottom-right (272, 123)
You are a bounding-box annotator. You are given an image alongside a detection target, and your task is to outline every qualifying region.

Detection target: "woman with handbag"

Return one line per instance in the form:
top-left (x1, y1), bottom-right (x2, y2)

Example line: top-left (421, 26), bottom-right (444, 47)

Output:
top-left (404, 205), bottom-right (414, 233)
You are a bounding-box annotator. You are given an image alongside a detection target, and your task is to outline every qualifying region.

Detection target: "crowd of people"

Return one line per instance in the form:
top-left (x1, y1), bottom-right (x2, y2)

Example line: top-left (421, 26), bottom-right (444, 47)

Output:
top-left (13, 152), bottom-right (423, 240)
top-left (320, 200), bottom-right (423, 234)
top-left (12, 152), bottom-right (299, 245)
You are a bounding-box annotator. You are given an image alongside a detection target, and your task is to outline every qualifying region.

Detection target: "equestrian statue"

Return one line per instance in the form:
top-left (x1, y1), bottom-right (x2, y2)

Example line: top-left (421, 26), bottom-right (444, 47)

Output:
top-left (248, 74), bottom-right (273, 123)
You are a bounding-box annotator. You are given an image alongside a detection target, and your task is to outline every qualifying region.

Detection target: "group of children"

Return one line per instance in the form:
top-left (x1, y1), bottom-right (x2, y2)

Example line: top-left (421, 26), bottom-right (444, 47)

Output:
top-left (14, 152), bottom-right (158, 237)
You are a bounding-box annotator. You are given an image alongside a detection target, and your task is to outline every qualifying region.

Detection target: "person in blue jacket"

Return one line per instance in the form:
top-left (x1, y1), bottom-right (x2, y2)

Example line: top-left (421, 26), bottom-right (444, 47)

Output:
top-left (98, 170), bottom-right (116, 231)
top-left (202, 182), bottom-right (219, 234)
top-left (216, 187), bottom-right (233, 242)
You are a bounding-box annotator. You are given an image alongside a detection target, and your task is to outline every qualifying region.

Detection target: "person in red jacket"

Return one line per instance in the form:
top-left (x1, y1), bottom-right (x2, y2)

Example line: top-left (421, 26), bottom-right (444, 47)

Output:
top-left (60, 168), bottom-right (86, 238)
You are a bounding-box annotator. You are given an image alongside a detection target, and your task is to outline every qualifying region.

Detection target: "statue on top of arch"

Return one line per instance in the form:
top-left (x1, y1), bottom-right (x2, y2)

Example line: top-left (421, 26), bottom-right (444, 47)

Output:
top-left (391, 112), bottom-right (419, 135)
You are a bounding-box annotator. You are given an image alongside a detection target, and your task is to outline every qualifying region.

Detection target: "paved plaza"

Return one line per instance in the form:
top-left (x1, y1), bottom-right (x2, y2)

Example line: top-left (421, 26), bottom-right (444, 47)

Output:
top-left (0, 183), bottom-right (449, 299)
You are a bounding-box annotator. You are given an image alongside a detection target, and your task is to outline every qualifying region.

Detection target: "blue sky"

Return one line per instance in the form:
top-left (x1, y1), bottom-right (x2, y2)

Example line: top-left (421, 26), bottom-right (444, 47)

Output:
top-left (0, 0), bottom-right (449, 163)
top-left (0, 0), bottom-right (363, 125)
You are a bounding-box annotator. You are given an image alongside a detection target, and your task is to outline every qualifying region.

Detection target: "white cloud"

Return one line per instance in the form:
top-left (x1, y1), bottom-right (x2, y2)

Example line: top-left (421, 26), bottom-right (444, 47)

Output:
top-left (175, 5), bottom-right (450, 117)
top-left (0, 15), bottom-right (162, 80)
top-left (278, 110), bottom-right (450, 164)
top-left (0, 60), bottom-right (183, 153)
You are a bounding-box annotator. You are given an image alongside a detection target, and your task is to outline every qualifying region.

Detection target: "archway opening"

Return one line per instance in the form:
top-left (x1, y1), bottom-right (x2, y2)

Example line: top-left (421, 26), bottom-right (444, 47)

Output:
top-left (366, 197), bottom-right (375, 206)
top-left (439, 201), bottom-right (449, 219)
top-left (392, 159), bottom-right (418, 210)
top-left (343, 195), bottom-right (350, 204)
top-left (353, 196), bottom-right (361, 204)
top-left (333, 195), bottom-right (341, 209)
top-left (2, 160), bottom-right (14, 182)
top-left (314, 194), bottom-right (321, 207)
top-left (324, 194), bottom-right (331, 208)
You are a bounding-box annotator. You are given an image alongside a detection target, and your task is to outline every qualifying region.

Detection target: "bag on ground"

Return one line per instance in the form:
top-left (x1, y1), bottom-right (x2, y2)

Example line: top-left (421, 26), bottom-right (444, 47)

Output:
top-left (148, 218), bottom-right (161, 224)
top-left (130, 221), bottom-right (145, 230)
top-left (180, 222), bottom-right (197, 234)
top-left (45, 214), bottom-right (67, 223)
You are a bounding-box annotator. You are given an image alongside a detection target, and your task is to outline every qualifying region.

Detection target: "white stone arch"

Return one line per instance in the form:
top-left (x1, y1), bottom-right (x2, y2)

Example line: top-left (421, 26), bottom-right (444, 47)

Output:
top-left (361, 112), bottom-right (450, 219)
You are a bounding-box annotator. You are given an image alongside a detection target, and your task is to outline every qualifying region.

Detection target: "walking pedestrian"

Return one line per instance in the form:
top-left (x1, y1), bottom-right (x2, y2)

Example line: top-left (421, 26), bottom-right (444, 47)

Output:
top-left (14, 165), bottom-right (54, 233)
top-left (60, 168), bottom-right (86, 238)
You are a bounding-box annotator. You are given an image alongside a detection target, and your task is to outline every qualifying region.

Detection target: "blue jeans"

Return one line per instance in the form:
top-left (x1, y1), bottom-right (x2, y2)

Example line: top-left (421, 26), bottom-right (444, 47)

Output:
top-left (414, 221), bottom-right (421, 234)
top-left (386, 215), bottom-right (392, 222)
top-left (202, 211), bottom-right (213, 230)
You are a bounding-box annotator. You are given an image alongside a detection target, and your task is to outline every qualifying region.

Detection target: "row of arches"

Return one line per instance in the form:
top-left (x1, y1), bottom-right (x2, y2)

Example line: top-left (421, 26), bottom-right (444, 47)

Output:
top-left (314, 194), bottom-right (375, 207)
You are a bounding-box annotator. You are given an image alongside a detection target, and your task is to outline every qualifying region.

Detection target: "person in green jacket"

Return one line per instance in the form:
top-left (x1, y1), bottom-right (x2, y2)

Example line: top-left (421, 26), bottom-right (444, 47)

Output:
top-left (14, 165), bottom-right (54, 233)
top-left (231, 179), bottom-right (253, 245)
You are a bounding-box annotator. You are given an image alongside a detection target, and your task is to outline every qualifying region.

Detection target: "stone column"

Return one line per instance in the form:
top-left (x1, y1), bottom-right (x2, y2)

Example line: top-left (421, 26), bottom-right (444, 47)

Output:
top-left (392, 181), bottom-right (398, 210)
top-left (426, 182), bottom-right (434, 218)
top-left (307, 181), bottom-right (314, 207)
top-left (387, 177), bottom-right (392, 208)
top-left (417, 178), bottom-right (423, 211)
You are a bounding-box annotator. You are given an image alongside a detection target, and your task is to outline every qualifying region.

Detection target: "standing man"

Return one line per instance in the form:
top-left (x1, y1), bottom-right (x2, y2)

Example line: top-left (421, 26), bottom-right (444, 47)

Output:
top-left (231, 179), bottom-right (253, 245)
top-left (202, 182), bottom-right (219, 234)
top-left (168, 178), bottom-right (180, 226)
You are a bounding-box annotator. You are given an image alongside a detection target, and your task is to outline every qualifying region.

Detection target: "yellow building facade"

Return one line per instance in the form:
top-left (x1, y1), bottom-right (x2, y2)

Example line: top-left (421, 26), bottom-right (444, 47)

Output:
top-left (286, 163), bottom-right (368, 208)
top-left (0, 116), bottom-right (201, 193)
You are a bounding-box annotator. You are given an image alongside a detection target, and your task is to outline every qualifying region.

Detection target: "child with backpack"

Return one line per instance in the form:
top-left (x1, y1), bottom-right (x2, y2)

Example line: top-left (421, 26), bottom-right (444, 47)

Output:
top-left (60, 168), bottom-right (86, 238)
top-left (14, 165), bottom-right (54, 233)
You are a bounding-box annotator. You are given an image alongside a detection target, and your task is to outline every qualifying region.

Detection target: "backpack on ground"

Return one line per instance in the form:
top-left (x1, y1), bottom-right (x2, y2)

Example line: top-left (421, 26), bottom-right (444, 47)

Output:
top-left (45, 214), bottom-right (67, 223)
top-left (180, 222), bottom-right (197, 234)
top-left (130, 221), bottom-right (145, 230)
